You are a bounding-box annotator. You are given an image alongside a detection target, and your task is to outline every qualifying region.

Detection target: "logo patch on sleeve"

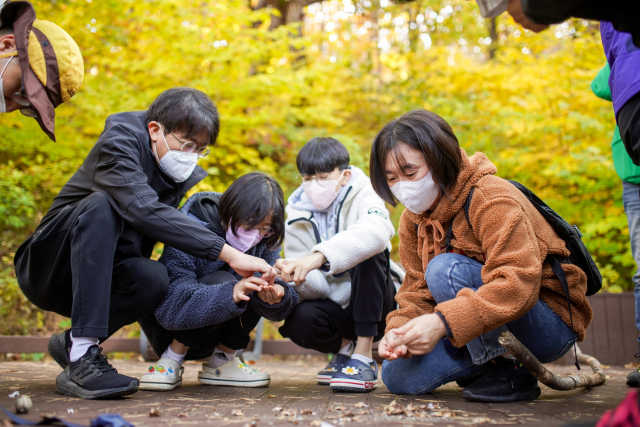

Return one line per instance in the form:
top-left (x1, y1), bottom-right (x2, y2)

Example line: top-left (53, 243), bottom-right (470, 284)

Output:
top-left (367, 207), bottom-right (387, 219)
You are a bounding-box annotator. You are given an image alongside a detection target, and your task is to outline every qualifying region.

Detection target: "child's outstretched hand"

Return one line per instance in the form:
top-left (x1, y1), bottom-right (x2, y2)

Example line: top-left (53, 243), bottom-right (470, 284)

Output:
top-left (257, 284), bottom-right (285, 305)
top-left (233, 276), bottom-right (266, 304)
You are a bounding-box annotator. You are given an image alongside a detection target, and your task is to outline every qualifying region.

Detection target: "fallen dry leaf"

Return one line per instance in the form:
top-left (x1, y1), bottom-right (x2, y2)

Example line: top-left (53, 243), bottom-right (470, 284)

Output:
top-left (232, 409), bottom-right (244, 417)
top-left (309, 421), bottom-right (323, 427)
top-left (178, 413), bottom-right (188, 418)
top-left (149, 408), bottom-right (161, 417)
top-left (384, 400), bottom-right (405, 416)
top-left (283, 409), bottom-right (297, 417)
top-left (273, 406), bottom-right (284, 412)
top-left (334, 406), bottom-right (347, 411)
top-left (354, 402), bottom-right (367, 408)
top-left (300, 409), bottom-right (314, 415)
top-left (243, 421), bottom-right (258, 427)
top-left (267, 394), bottom-right (277, 398)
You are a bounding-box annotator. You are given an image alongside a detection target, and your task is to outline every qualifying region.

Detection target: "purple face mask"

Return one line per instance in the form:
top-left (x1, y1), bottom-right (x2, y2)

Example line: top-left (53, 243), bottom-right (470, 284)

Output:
top-left (225, 222), bottom-right (264, 253)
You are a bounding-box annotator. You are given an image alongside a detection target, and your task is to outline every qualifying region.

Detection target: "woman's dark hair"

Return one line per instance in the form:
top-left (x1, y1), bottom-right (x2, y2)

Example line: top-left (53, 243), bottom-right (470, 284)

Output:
top-left (146, 87), bottom-right (220, 146)
top-left (219, 172), bottom-right (285, 250)
top-left (296, 137), bottom-right (350, 175)
top-left (369, 110), bottom-right (462, 206)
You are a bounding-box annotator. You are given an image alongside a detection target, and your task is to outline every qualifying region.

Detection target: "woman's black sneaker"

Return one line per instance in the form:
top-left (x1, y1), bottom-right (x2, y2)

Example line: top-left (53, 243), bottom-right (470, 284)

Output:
top-left (456, 372), bottom-right (484, 388)
top-left (56, 345), bottom-right (138, 399)
top-left (48, 330), bottom-right (72, 369)
top-left (462, 357), bottom-right (541, 403)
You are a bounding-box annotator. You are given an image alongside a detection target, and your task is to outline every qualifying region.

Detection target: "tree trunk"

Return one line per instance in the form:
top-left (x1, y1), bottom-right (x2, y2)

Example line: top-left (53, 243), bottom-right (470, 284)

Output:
top-left (487, 17), bottom-right (498, 60)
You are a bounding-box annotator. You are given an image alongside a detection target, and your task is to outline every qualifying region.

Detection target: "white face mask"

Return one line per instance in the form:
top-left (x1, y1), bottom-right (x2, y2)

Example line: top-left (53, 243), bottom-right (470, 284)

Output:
top-left (153, 124), bottom-right (198, 183)
top-left (390, 170), bottom-right (439, 214)
top-left (0, 54), bottom-right (15, 114)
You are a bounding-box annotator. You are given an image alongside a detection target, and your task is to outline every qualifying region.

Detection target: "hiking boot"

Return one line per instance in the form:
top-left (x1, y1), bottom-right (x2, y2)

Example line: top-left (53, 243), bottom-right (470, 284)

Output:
top-left (139, 357), bottom-right (184, 391)
top-left (48, 330), bottom-right (72, 369)
top-left (329, 358), bottom-right (378, 393)
top-left (198, 357), bottom-right (270, 387)
top-left (627, 368), bottom-right (640, 387)
top-left (317, 353), bottom-right (351, 385)
top-left (56, 345), bottom-right (138, 399)
top-left (462, 357), bottom-right (541, 403)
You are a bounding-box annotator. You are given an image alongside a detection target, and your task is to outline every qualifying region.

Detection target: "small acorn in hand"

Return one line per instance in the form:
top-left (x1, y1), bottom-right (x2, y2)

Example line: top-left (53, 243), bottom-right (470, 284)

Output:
top-left (15, 395), bottom-right (32, 414)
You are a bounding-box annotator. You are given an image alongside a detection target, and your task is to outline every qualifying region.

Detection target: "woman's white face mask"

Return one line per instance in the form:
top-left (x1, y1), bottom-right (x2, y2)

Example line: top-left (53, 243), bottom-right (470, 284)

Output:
top-left (390, 170), bottom-right (439, 214)
top-left (152, 124), bottom-right (198, 183)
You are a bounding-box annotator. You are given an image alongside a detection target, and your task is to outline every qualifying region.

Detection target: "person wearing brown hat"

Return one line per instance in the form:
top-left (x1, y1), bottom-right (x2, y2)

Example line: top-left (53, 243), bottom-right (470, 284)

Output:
top-left (0, 0), bottom-right (83, 141)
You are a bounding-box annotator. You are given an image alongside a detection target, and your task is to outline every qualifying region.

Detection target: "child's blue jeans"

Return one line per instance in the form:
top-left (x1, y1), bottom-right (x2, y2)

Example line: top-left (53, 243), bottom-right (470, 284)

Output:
top-left (381, 253), bottom-right (577, 395)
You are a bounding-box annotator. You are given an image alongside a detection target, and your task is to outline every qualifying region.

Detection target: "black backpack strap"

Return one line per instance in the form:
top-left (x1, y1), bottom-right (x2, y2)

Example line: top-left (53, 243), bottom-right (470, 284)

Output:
top-left (463, 187), bottom-right (475, 231)
top-left (548, 255), bottom-right (580, 370)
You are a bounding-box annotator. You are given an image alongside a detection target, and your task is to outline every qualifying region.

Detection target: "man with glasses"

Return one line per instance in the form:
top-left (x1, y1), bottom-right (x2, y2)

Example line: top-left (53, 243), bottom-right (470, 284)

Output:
top-left (0, 1), bottom-right (83, 141)
top-left (14, 87), bottom-right (278, 399)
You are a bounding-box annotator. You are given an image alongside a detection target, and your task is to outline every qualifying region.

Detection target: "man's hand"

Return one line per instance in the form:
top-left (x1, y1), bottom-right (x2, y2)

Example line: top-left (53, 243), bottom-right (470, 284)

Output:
top-left (257, 284), bottom-right (285, 305)
top-left (280, 252), bottom-right (326, 286)
top-left (387, 314), bottom-right (447, 356)
top-left (380, 330), bottom-right (410, 361)
top-left (507, 0), bottom-right (549, 33)
top-left (220, 244), bottom-right (277, 285)
top-left (233, 276), bottom-right (266, 304)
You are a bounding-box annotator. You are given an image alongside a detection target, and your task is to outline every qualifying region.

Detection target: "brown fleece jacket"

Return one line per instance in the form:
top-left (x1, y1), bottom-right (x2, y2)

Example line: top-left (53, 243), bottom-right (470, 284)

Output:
top-left (386, 149), bottom-right (593, 348)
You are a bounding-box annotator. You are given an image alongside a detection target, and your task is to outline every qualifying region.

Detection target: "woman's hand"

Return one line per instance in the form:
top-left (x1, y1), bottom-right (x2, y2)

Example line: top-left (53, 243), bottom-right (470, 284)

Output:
top-left (280, 252), bottom-right (326, 286)
top-left (257, 284), bottom-right (285, 305)
top-left (379, 330), bottom-right (410, 361)
top-left (387, 313), bottom-right (447, 356)
top-left (233, 276), bottom-right (266, 304)
top-left (220, 244), bottom-right (277, 284)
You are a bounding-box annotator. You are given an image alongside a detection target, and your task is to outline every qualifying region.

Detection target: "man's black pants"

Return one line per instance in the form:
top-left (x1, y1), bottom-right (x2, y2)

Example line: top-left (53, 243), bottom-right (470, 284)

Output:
top-left (14, 192), bottom-right (170, 339)
top-left (279, 250), bottom-right (396, 354)
top-left (139, 271), bottom-right (262, 361)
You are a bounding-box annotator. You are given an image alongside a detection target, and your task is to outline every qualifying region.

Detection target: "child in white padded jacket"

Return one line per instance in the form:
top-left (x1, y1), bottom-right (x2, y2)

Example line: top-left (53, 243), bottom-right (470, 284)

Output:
top-left (277, 137), bottom-right (404, 393)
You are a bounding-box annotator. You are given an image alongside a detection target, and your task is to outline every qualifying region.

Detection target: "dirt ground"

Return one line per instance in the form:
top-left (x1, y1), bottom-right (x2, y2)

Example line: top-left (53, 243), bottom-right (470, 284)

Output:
top-left (0, 358), bottom-right (631, 427)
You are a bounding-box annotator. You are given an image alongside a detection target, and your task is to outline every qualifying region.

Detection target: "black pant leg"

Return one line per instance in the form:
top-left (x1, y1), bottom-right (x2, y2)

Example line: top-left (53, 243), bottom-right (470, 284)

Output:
top-left (279, 299), bottom-right (354, 354)
top-left (15, 192), bottom-right (123, 339)
top-left (346, 249), bottom-right (396, 339)
top-left (107, 258), bottom-right (169, 338)
top-left (618, 91), bottom-right (640, 166)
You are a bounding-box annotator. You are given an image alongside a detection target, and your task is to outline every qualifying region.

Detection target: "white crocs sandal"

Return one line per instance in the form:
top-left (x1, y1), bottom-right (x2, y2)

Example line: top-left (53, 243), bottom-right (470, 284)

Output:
top-left (198, 357), bottom-right (270, 387)
top-left (139, 357), bottom-right (184, 391)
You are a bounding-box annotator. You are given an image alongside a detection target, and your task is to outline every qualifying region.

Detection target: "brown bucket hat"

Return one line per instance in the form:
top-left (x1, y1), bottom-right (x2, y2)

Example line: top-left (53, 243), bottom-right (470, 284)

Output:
top-left (1, 1), bottom-right (84, 141)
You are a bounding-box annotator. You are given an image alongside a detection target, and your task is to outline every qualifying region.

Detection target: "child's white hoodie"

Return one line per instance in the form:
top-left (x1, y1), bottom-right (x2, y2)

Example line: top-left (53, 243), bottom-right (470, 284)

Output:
top-left (285, 166), bottom-right (405, 308)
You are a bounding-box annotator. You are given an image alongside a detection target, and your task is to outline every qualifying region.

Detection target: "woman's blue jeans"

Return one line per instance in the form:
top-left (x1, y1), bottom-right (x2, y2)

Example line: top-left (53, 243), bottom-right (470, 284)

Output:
top-left (381, 253), bottom-right (577, 395)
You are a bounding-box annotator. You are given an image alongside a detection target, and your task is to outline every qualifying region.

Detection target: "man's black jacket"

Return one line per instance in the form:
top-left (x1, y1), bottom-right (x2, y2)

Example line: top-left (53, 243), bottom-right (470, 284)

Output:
top-left (22, 111), bottom-right (225, 262)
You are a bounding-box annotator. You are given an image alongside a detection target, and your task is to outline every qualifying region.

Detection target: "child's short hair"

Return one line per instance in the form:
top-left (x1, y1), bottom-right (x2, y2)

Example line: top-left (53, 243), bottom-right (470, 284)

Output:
top-left (296, 137), bottom-right (350, 175)
top-left (146, 87), bottom-right (220, 146)
top-left (219, 172), bottom-right (285, 250)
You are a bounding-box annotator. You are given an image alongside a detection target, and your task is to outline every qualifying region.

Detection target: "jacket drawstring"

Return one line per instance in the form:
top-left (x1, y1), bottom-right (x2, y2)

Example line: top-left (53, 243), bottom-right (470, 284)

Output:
top-left (418, 218), bottom-right (446, 271)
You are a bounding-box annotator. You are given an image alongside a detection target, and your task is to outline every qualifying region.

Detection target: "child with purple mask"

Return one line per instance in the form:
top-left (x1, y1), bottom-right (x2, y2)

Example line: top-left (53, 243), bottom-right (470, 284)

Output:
top-left (137, 173), bottom-right (298, 391)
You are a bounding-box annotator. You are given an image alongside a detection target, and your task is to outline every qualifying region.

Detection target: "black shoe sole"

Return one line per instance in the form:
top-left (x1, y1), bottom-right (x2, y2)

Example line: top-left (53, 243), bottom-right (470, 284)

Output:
top-left (462, 385), bottom-right (541, 403)
top-left (56, 371), bottom-right (138, 400)
top-left (627, 378), bottom-right (640, 387)
top-left (48, 332), bottom-right (70, 370)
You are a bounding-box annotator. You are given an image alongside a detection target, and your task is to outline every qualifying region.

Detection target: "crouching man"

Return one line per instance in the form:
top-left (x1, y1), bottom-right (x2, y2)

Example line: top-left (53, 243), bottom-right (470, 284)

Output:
top-left (14, 88), bottom-right (277, 399)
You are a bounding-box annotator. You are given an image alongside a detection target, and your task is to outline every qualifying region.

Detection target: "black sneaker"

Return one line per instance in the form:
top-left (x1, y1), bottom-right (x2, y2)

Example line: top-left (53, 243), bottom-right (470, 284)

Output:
top-left (462, 357), bottom-right (541, 403)
top-left (627, 368), bottom-right (640, 387)
top-left (56, 345), bottom-right (138, 399)
top-left (48, 330), bottom-right (72, 369)
top-left (627, 353), bottom-right (640, 388)
top-left (317, 353), bottom-right (351, 385)
top-left (456, 372), bottom-right (484, 388)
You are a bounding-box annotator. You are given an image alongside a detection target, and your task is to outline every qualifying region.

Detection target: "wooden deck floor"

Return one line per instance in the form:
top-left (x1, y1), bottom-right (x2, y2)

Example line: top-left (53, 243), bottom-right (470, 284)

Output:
top-left (0, 359), bottom-right (631, 426)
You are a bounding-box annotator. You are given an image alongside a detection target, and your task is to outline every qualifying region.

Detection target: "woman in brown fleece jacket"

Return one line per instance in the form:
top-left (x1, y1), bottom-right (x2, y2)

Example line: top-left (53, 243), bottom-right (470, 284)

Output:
top-left (368, 110), bottom-right (592, 402)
